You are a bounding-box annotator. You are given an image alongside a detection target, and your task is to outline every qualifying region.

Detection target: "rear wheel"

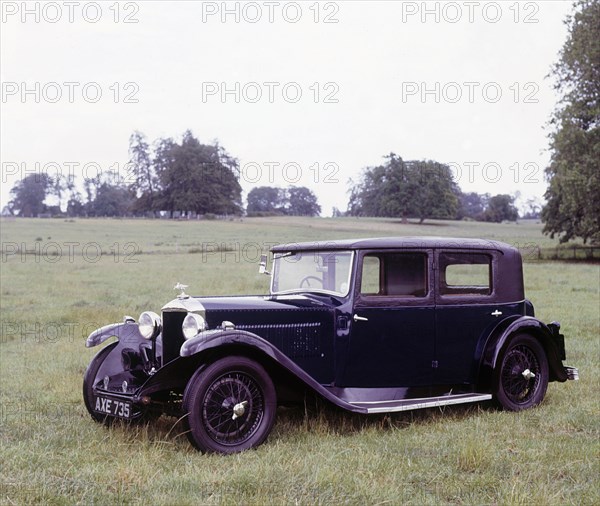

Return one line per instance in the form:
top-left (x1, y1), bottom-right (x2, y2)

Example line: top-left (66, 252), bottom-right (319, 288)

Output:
top-left (183, 356), bottom-right (276, 454)
top-left (494, 334), bottom-right (549, 411)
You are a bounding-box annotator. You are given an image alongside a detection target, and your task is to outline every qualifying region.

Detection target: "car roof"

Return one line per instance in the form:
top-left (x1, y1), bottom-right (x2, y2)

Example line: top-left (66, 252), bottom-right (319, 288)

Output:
top-left (271, 236), bottom-right (516, 254)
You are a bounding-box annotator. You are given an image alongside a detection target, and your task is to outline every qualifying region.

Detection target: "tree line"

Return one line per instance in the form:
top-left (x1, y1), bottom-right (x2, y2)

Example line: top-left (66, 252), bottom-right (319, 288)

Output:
top-left (6, 130), bottom-right (321, 218)
top-left (5, 146), bottom-right (523, 223)
top-left (345, 154), bottom-right (521, 223)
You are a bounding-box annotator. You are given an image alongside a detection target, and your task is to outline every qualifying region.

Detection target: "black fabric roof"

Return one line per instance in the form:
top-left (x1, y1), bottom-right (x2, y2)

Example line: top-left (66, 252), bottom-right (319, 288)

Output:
top-left (271, 237), bottom-right (516, 254)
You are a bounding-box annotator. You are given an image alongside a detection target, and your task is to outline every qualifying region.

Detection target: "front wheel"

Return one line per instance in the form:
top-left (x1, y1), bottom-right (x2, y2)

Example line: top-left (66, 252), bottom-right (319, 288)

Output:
top-left (183, 356), bottom-right (277, 454)
top-left (493, 334), bottom-right (549, 411)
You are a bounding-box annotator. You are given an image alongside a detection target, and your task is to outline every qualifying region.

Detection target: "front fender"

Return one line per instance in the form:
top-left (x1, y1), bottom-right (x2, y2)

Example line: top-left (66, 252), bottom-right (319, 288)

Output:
top-left (181, 329), bottom-right (282, 359)
top-left (180, 329), bottom-right (364, 413)
top-left (478, 316), bottom-right (568, 390)
top-left (86, 322), bottom-right (144, 348)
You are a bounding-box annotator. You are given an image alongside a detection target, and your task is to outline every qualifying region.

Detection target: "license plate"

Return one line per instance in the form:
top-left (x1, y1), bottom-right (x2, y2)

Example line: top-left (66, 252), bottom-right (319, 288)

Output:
top-left (93, 395), bottom-right (132, 419)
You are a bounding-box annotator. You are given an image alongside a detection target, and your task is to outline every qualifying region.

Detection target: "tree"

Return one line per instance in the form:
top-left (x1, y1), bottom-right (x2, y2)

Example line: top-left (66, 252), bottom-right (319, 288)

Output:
top-left (348, 154), bottom-right (414, 219)
top-left (247, 186), bottom-right (286, 214)
top-left (128, 131), bottom-right (158, 212)
top-left (407, 160), bottom-right (459, 223)
top-left (347, 154), bottom-right (458, 223)
top-left (246, 186), bottom-right (321, 216)
top-left (46, 173), bottom-right (71, 211)
top-left (520, 196), bottom-right (543, 219)
top-left (83, 172), bottom-right (101, 208)
top-left (9, 173), bottom-right (53, 217)
top-left (482, 194), bottom-right (519, 223)
top-left (87, 172), bottom-right (134, 217)
top-left (286, 187), bottom-right (321, 216)
top-left (154, 131), bottom-right (242, 215)
top-left (542, 0), bottom-right (600, 243)
top-left (66, 194), bottom-right (85, 217)
top-left (64, 175), bottom-right (84, 217)
top-left (457, 192), bottom-right (489, 220)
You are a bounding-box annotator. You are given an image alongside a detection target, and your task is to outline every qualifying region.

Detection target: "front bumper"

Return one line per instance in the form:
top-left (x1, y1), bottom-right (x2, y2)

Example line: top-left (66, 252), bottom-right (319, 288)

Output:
top-left (565, 366), bottom-right (579, 381)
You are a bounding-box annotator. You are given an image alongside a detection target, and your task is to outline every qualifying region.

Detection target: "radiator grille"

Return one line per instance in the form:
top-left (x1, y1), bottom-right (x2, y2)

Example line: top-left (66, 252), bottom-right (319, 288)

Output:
top-left (161, 311), bottom-right (186, 365)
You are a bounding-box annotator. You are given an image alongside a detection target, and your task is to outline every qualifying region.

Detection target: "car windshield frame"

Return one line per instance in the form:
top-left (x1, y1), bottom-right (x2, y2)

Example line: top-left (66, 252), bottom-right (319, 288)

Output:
top-left (270, 250), bottom-right (355, 297)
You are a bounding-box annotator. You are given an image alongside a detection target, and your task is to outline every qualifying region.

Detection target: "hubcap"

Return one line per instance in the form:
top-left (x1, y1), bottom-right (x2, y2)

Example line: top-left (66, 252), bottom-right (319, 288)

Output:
top-left (521, 368), bottom-right (535, 380)
top-left (232, 401), bottom-right (248, 420)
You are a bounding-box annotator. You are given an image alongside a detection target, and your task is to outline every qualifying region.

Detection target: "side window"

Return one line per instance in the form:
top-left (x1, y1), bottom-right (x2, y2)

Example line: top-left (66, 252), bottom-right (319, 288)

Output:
top-left (439, 252), bottom-right (492, 296)
top-left (360, 256), bottom-right (381, 295)
top-left (360, 253), bottom-right (428, 297)
top-left (325, 251), bottom-right (353, 294)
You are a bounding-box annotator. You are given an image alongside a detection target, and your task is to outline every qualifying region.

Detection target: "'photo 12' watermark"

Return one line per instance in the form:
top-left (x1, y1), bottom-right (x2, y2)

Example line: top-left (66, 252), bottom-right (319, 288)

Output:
top-left (1, 82), bottom-right (140, 104)
top-left (200, 1), bottom-right (340, 24)
top-left (241, 161), bottom-right (340, 184)
top-left (400, 1), bottom-right (540, 24)
top-left (401, 81), bottom-right (539, 104)
top-left (201, 81), bottom-right (340, 104)
top-left (448, 161), bottom-right (541, 184)
top-left (1, 1), bottom-right (140, 23)
top-left (1, 320), bottom-right (101, 345)
top-left (1, 241), bottom-right (141, 264)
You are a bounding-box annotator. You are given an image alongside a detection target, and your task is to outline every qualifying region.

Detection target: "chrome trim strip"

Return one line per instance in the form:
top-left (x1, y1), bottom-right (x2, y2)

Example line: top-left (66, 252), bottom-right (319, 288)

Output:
top-left (351, 394), bottom-right (492, 414)
top-left (348, 393), bottom-right (487, 405)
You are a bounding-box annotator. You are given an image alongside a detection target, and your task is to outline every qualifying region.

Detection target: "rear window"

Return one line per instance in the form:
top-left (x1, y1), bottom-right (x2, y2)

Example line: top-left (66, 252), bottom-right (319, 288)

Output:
top-left (439, 253), bottom-right (492, 296)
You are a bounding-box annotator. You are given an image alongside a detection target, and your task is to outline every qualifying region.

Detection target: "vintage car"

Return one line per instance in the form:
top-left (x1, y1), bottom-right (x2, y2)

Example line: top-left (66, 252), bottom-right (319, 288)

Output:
top-left (83, 237), bottom-right (578, 453)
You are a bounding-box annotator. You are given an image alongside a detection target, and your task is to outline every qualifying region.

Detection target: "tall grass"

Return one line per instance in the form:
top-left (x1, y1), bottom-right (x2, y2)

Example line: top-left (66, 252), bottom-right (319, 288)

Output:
top-left (1, 217), bottom-right (598, 505)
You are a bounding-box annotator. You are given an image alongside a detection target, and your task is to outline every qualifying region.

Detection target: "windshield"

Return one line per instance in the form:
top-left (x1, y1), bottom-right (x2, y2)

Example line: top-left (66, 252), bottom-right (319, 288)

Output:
top-left (271, 250), bottom-right (354, 296)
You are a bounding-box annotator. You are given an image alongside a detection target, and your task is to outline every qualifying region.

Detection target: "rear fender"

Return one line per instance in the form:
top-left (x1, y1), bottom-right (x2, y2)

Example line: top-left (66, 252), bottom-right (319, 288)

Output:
top-left (478, 316), bottom-right (568, 390)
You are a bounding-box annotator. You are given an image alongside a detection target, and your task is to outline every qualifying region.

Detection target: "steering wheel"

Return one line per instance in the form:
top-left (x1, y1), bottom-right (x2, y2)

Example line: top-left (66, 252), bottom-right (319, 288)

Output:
top-left (300, 276), bottom-right (323, 288)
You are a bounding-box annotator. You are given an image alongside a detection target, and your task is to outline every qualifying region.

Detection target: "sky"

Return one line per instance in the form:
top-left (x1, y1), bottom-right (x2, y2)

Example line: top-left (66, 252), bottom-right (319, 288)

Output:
top-left (1, 0), bottom-right (574, 216)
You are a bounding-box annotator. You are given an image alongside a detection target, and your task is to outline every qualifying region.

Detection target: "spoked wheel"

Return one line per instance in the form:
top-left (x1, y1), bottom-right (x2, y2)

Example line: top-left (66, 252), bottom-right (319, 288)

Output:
top-left (494, 334), bottom-right (549, 411)
top-left (183, 356), bottom-right (276, 454)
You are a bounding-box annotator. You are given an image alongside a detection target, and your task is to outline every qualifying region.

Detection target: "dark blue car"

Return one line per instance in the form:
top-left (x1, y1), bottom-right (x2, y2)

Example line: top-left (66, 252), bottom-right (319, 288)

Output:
top-left (83, 237), bottom-right (578, 453)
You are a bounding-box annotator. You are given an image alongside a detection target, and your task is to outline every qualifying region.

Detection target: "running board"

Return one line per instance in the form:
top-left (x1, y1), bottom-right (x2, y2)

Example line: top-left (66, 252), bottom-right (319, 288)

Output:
top-left (350, 393), bottom-right (492, 414)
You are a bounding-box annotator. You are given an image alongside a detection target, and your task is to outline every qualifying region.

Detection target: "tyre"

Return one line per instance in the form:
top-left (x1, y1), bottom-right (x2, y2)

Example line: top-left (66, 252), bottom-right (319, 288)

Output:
top-left (494, 334), bottom-right (549, 411)
top-left (83, 342), bottom-right (118, 424)
top-left (183, 356), bottom-right (277, 454)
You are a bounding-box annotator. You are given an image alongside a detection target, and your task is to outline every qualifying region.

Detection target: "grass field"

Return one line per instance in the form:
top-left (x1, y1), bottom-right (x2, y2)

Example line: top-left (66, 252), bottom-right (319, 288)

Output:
top-left (1, 217), bottom-right (598, 505)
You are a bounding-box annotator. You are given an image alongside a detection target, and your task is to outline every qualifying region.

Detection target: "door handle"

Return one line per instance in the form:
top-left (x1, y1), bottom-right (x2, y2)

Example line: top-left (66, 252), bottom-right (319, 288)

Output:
top-left (491, 310), bottom-right (502, 317)
top-left (353, 314), bottom-right (368, 322)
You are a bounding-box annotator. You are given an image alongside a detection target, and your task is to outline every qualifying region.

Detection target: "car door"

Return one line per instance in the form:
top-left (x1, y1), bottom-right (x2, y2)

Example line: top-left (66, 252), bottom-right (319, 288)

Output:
top-left (434, 249), bottom-right (522, 386)
top-left (339, 250), bottom-right (435, 388)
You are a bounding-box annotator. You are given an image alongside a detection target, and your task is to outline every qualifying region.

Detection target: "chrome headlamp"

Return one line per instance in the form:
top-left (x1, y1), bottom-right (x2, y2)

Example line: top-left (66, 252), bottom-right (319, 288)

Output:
top-left (138, 311), bottom-right (162, 340)
top-left (182, 313), bottom-right (207, 340)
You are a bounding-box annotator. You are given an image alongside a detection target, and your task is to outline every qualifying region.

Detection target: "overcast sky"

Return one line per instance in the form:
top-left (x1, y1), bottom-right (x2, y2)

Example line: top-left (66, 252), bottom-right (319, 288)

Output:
top-left (1, 0), bottom-right (574, 215)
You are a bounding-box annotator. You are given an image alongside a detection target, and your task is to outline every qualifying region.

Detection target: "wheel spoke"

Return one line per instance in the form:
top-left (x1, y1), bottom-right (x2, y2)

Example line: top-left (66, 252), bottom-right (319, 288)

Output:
top-left (229, 375), bottom-right (237, 400)
top-left (201, 370), bottom-right (264, 446)
top-left (501, 345), bottom-right (541, 405)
